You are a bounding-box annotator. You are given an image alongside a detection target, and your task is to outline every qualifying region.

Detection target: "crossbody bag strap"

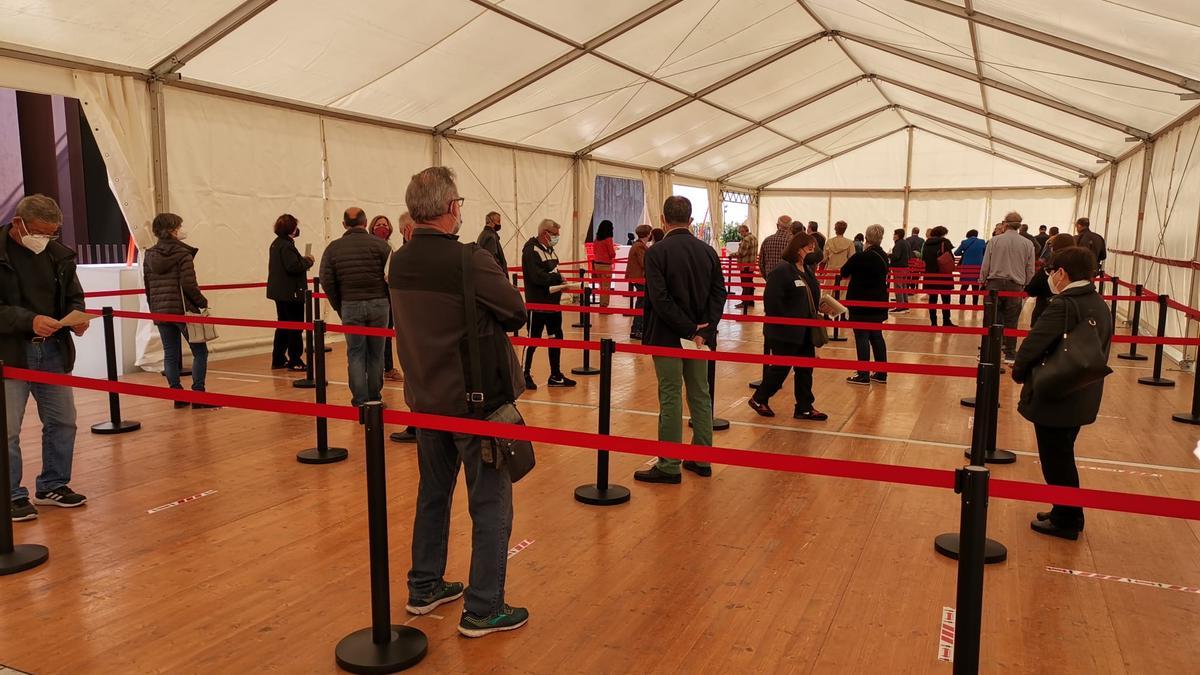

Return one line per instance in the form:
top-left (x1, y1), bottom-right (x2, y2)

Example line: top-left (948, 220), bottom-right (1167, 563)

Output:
top-left (461, 244), bottom-right (485, 414)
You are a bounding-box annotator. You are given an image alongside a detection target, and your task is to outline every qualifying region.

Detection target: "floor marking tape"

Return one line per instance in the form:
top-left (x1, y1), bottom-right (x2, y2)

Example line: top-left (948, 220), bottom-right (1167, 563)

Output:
top-left (147, 489), bottom-right (217, 514)
top-left (214, 376), bottom-right (260, 383)
top-left (1033, 460), bottom-right (1162, 478)
top-left (507, 539), bottom-right (534, 559)
top-left (938, 607), bottom-right (955, 663)
top-left (1045, 566), bottom-right (1200, 595)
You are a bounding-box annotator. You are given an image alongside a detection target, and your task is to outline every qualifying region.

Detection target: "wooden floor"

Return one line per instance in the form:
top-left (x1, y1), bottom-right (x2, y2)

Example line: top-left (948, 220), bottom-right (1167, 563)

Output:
top-left (2, 302), bottom-right (1199, 674)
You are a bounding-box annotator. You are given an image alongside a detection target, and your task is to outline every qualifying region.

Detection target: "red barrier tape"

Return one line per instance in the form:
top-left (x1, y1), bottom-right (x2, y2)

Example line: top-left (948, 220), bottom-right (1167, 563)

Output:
top-left (510, 336), bottom-right (603, 351)
top-left (84, 281), bottom-right (268, 299)
top-left (615, 342), bottom-right (977, 378)
top-left (92, 308), bottom-right (310, 332)
top-left (8, 366), bottom-right (1199, 521)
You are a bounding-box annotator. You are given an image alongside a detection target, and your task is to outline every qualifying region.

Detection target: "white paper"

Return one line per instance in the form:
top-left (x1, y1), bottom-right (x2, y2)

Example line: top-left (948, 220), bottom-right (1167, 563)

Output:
top-left (59, 310), bottom-right (99, 327)
top-left (550, 282), bottom-right (582, 294)
top-left (679, 338), bottom-right (704, 351)
top-left (304, 243), bottom-right (313, 257)
top-left (820, 293), bottom-right (847, 317)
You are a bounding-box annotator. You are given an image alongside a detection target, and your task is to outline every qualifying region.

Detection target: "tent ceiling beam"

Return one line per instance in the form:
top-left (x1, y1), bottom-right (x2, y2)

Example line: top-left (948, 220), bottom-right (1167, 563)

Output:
top-left (571, 31), bottom-right (830, 155)
top-left (436, 0), bottom-right (686, 134)
top-left (899, 106), bottom-right (1094, 178)
top-left (0, 40), bottom-right (148, 79)
top-left (902, 0), bottom-right (1200, 94)
top-left (761, 185), bottom-right (1072, 194)
top-left (719, 105), bottom-right (896, 182)
top-left (916, 125), bottom-right (1082, 187)
top-left (757, 126), bottom-right (908, 189)
top-left (150, 0), bottom-right (279, 78)
top-left (875, 75), bottom-right (1116, 162)
top-left (658, 75), bottom-right (870, 171)
top-left (963, 0), bottom-right (996, 151)
top-left (837, 32), bottom-right (1150, 139)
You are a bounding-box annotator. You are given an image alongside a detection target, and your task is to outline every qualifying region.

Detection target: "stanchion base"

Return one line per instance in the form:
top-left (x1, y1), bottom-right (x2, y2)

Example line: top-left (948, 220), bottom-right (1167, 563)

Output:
top-left (292, 379), bottom-right (317, 389)
top-left (570, 367), bottom-right (601, 376)
top-left (1117, 352), bottom-right (1148, 361)
top-left (297, 446), bottom-right (349, 464)
top-left (1137, 376), bottom-right (1175, 387)
top-left (691, 417), bottom-right (730, 431)
top-left (324, 346), bottom-right (333, 353)
top-left (574, 483), bottom-right (632, 506)
top-left (965, 448), bottom-right (1017, 464)
top-left (1171, 412), bottom-right (1200, 425)
top-left (0, 543), bottom-right (49, 576)
top-left (91, 419), bottom-right (141, 435)
top-left (933, 533), bottom-right (1007, 564)
top-left (960, 396), bottom-right (975, 408)
top-left (828, 336), bottom-right (848, 342)
top-left (571, 322), bottom-right (586, 328)
top-left (334, 625), bottom-right (427, 674)
top-left (748, 379), bottom-right (761, 390)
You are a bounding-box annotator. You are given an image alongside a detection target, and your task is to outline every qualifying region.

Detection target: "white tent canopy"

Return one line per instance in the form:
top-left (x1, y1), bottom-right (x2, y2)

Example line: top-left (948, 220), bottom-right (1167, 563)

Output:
top-left (2, 0), bottom-right (1200, 355)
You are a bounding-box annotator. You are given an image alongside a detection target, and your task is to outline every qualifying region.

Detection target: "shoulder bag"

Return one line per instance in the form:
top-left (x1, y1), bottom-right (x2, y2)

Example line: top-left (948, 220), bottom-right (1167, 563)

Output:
top-left (1031, 296), bottom-right (1113, 398)
top-left (462, 244), bottom-right (535, 482)
top-left (936, 240), bottom-right (956, 274)
top-left (181, 287), bottom-right (218, 343)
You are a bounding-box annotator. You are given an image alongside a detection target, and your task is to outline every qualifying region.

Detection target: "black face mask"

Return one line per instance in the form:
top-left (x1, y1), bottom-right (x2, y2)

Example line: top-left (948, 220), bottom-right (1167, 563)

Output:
top-left (804, 251), bottom-right (822, 266)
top-left (493, 223), bottom-right (501, 233)
top-left (293, 227), bottom-right (301, 238)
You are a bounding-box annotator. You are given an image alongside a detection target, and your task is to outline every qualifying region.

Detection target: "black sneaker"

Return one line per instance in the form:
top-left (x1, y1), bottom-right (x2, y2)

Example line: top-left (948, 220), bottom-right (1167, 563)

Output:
top-left (682, 461), bottom-right (712, 477)
top-left (390, 428), bottom-right (418, 443)
top-left (174, 400), bottom-right (190, 409)
top-left (846, 373), bottom-right (871, 385)
top-left (547, 373), bottom-right (576, 388)
top-left (870, 373), bottom-right (888, 384)
top-left (10, 497), bottom-right (37, 521)
top-left (192, 402), bottom-right (222, 410)
top-left (458, 604), bottom-right (529, 638)
top-left (406, 581), bottom-right (465, 615)
top-left (523, 373), bottom-right (537, 391)
top-left (33, 485), bottom-right (87, 508)
top-left (889, 308), bottom-right (909, 314)
top-left (634, 466), bottom-right (681, 484)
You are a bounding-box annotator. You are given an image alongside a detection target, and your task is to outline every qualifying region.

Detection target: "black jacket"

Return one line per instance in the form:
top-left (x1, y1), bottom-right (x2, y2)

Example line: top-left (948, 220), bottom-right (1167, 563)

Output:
top-left (390, 230), bottom-right (526, 417)
top-left (642, 228), bottom-right (727, 347)
top-left (922, 236), bottom-right (954, 291)
top-left (319, 228), bottom-right (390, 314)
top-left (840, 246), bottom-right (890, 323)
top-left (763, 261), bottom-right (820, 345)
top-left (143, 238), bottom-right (207, 321)
top-left (1012, 283), bottom-right (1113, 428)
top-left (267, 235), bottom-right (312, 302)
top-left (889, 238), bottom-right (911, 267)
top-left (0, 224), bottom-right (85, 371)
top-left (905, 235), bottom-right (924, 260)
top-left (521, 237), bottom-right (563, 305)
top-left (1025, 269), bottom-right (1053, 326)
top-left (477, 227), bottom-right (508, 273)
top-left (1076, 230), bottom-right (1107, 265)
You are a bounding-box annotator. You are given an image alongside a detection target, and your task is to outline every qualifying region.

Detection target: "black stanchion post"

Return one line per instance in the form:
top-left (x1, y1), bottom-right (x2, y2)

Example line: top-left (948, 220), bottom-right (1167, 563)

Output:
top-left (298, 320), bottom-right (349, 464)
top-left (1109, 276), bottom-right (1120, 326)
top-left (1138, 294), bottom-right (1175, 387)
top-left (91, 306), bottom-right (141, 435)
top-left (828, 287), bottom-right (847, 342)
top-left (571, 288), bottom-right (601, 376)
top-left (575, 339), bottom-right (631, 505)
top-left (335, 402), bottom-right (427, 672)
top-left (293, 290), bottom-right (317, 389)
top-left (0, 362), bottom-right (50, 575)
top-left (949, 465), bottom-right (992, 674)
top-left (967, 322), bottom-right (1016, 465)
top-left (572, 266), bottom-right (587, 327)
top-left (1118, 285), bottom-right (1149, 361)
top-left (314, 276), bottom-right (332, 353)
top-left (511, 273), bottom-right (521, 337)
top-left (1171, 365), bottom-right (1200, 425)
top-left (936, 324), bottom-right (1008, 564)
top-left (960, 291), bottom-right (998, 409)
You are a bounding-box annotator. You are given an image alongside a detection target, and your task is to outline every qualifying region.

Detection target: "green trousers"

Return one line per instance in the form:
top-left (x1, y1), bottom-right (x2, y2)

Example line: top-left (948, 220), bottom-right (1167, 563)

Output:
top-left (652, 356), bottom-right (713, 474)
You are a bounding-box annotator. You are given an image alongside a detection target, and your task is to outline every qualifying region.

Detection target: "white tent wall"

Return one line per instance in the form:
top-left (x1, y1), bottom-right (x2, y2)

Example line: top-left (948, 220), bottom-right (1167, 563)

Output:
top-left (907, 191), bottom-right (990, 242)
top-left (758, 194), bottom-right (829, 234)
top-left (514, 150), bottom-right (575, 264)
top-left (1105, 149), bottom-right (1145, 285)
top-left (831, 193), bottom-right (905, 232)
top-left (986, 189), bottom-right (1076, 234)
top-left (1088, 168), bottom-right (1113, 235)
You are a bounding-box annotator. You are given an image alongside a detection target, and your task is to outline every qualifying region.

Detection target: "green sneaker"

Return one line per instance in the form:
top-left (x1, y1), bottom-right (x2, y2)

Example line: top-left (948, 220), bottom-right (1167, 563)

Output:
top-left (457, 604), bottom-right (529, 638)
top-left (405, 581), bottom-right (464, 615)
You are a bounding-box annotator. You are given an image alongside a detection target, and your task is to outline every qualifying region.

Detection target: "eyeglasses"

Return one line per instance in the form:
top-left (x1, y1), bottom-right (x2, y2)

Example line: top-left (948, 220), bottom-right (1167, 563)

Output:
top-left (449, 197), bottom-right (465, 209)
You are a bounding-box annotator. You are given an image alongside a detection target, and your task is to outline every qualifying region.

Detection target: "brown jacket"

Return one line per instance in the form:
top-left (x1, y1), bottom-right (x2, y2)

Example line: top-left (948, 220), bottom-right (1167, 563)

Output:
top-left (626, 239), bottom-right (648, 280)
top-left (734, 233), bottom-right (757, 266)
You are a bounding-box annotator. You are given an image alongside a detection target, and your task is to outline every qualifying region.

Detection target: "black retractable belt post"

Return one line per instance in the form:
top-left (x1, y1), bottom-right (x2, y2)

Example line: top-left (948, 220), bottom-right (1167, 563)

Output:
top-left (571, 287), bottom-right (601, 376)
top-left (968, 322), bottom-right (1016, 465)
top-left (511, 273), bottom-right (521, 337)
top-left (575, 339), bottom-right (631, 506)
top-left (572, 266), bottom-right (587, 327)
top-left (293, 290), bottom-right (317, 389)
top-left (91, 306), bottom-right (141, 434)
top-left (1118, 284), bottom-right (1148, 361)
top-left (936, 323), bottom-right (1008, 565)
top-left (828, 287), bottom-right (846, 342)
top-left (1109, 276), bottom-right (1120, 326)
top-left (313, 277), bottom-right (332, 353)
top-left (949, 464), bottom-right (993, 674)
top-left (1171, 366), bottom-right (1200, 425)
top-left (960, 291), bottom-right (998, 409)
top-left (335, 402), bottom-right (427, 673)
top-left (0, 362), bottom-right (50, 576)
top-left (297, 320), bottom-right (348, 464)
top-left (1138, 294), bottom-right (1175, 387)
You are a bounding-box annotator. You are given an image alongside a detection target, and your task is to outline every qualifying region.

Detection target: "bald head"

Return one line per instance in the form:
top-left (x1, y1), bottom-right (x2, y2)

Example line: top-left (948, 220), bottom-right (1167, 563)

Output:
top-left (343, 207), bottom-right (367, 229)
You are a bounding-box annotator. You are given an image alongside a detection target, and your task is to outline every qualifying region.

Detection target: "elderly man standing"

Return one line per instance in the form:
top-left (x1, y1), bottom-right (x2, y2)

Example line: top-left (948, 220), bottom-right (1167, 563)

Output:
top-left (733, 224), bottom-right (757, 309)
top-left (390, 166), bottom-right (529, 637)
top-left (520, 219), bottom-right (577, 390)
top-left (2, 195), bottom-right (88, 521)
top-left (476, 211), bottom-right (507, 273)
top-left (758, 215), bottom-right (792, 280)
top-left (635, 196), bottom-right (727, 484)
top-left (979, 211), bottom-right (1037, 362)
top-left (319, 207), bottom-right (391, 406)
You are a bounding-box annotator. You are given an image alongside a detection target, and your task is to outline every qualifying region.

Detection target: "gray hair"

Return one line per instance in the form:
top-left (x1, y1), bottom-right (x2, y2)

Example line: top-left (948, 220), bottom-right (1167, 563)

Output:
top-left (405, 167), bottom-right (459, 223)
top-left (538, 218), bottom-right (560, 235)
top-left (865, 224), bottom-right (884, 246)
top-left (1004, 211), bottom-right (1022, 229)
top-left (15, 194), bottom-right (63, 225)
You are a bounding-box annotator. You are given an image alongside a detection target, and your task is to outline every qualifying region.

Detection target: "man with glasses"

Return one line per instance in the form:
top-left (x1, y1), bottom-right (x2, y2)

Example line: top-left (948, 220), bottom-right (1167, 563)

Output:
top-left (2, 194), bottom-right (89, 521)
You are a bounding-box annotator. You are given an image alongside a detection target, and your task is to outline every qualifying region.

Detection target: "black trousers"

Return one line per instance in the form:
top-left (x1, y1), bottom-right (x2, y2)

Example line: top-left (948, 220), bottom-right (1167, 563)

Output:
top-left (631, 283), bottom-right (645, 335)
top-left (752, 340), bottom-right (815, 412)
top-left (384, 307), bottom-right (396, 372)
top-left (1034, 424), bottom-right (1084, 530)
top-left (926, 290), bottom-right (952, 325)
top-left (740, 266), bottom-right (755, 305)
top-left (852, 328), bottom-right (887, 377)
top-left (273, 300), bottom-right (305, 367)
top-left (524, 311), bottom-right (563, 376)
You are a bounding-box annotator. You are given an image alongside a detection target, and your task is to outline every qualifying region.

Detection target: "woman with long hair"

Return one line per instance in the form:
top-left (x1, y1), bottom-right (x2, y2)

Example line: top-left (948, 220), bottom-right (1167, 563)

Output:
top-left (592, 219), bottom-right (617, 307)
top-left (921, 225), bottom-right (956, 327)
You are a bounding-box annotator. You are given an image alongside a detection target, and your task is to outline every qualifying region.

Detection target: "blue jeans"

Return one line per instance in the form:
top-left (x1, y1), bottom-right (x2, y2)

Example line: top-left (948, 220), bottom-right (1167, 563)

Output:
top-left (408, 430), bottom-right (513, 617)
top-left (339, 298), bottom-right (390, 407)
top-left (158, 322), bottom-right (209, 391)
top-left (6, 340), bottom-right (77, 500)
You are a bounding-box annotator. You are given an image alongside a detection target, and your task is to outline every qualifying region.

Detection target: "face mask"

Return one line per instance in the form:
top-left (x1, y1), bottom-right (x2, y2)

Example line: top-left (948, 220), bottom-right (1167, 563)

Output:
top-left (292, 227), bottom-right (301, 238)
top-left (1048, 270), bottom-right (1066, 295)
top-left (492, 222), bottom-right (501, 233)
top-left (15, 220), bottom-right (53, 255)
top-left (176, 229), bottom-right (189, 241)
top-left (548, 235), bottom-right (560, 248)
top-left (804, 251), bottom-right (822, 266)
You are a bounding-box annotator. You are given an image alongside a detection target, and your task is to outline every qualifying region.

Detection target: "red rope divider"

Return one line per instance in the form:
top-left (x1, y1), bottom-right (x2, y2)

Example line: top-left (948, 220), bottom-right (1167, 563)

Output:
top-left (88, 308), bottom-right (311, 332)
top-left (615, 342), bottom-right (978, 378)
top-left (7, 366), bottom-right (1199, 521)
top-left (83, 281), bottom-right (268, 299)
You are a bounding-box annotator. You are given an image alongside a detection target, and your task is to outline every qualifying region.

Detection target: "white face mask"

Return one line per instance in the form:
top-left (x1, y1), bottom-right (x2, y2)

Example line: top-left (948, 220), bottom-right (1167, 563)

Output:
top-left (15, 220), bottom-right (52, 255)
top-left (548, 235), bottom-right (560, 248)
top-left (175, 229), bottom-right (189, 241)
top-left (1048, 269), bottom-right (1066, 295)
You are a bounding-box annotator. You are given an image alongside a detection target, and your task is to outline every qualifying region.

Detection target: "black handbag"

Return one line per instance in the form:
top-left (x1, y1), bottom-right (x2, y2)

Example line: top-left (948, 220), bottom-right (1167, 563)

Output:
top-left (462, 245), bottom-right (536, 482)
top-left (1032, 296), bottom-right (1113, 398)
